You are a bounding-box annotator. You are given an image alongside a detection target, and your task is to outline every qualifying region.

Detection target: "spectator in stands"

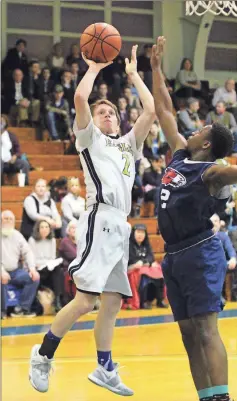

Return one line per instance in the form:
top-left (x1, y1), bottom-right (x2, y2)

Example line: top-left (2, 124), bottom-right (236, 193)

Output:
top-left (21, 178), bottom-right (62, 240)
top-left (28, 220), bottom-right (64, 312)
top-left (206, 101), bottom-right (237, 152)
top-left (45, 84), bottom-right (72, 141)
top-left (1, 210), bottom-right (39, 318)
top-left (90, 82), bottom-right (109, 104)
top-left (61, 69), bottom-right (74, 117)
top-left (178, 97), bottom-right (203, 138)
top-left (103, 54), bottom-right (126, 99)
top-left (66, 43), bottom-right (87, 74)
top-left (70, 62), bottom-right (81, 91)
top-left (124, 86), bottom-right (141, 110)
top-left (38, 68), bottom-right (54, 107)
top-left (211, 213), bottom-right (236, 302)
top-left (219, 195), bottom-right (237, 231)
top-left (137, 44), bottom-right (153, 91)
top-left (117, 96), bottom-right (129, 136)
top-left (46, 42), bottom-right (65, 82)
top-left (143, 121), bottom-right (164, 159)
top-left (61, 177), bottom-right (85, 237)
top-left (2, 39), bottom-right (28, 81)
top-left (58, 221), bottom-right (77, 301)
top-left (5, 69), bottom-right (40, 126)
top-left (212, 79), bottom-right (237, 119)
top-left (175, 58), bottom-right (201, 98)
top-left (28, 60), bottom-right (41, 103)
top-left (1, 114), bottom-right (30, 185)
top-left (143, 155), bottom-right (164, 217)
top-left (123, 224), bottom-right (166, 310)
top-left (123, 107), bottom-right (139, 134)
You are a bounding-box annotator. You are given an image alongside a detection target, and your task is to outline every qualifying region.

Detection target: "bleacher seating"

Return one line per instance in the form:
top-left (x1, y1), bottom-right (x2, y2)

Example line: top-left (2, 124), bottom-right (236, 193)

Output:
top-left (2, 127), bottom-right (166, 263)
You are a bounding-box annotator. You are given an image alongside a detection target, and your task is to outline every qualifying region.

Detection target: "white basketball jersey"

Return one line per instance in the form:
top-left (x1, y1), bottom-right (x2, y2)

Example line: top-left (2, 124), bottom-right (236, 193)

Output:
top-left (74, 118), bottom-right (142, 215)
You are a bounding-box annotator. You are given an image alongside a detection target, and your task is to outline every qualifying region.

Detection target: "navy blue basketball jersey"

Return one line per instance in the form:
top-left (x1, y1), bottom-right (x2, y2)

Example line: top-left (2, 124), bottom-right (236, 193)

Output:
top-left (158, 149), bottom-right (230, 245)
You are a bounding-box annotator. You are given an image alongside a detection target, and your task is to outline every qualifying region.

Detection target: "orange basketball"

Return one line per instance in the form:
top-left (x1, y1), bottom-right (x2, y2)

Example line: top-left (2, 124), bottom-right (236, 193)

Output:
top-left (80, 22), bottom-right (122, 63)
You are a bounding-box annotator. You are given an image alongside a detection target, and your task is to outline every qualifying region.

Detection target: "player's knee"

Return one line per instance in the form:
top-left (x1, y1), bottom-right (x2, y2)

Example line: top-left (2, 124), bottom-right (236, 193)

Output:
top-left (101, 293), bottom-right (122, 316)
top-left (179, 322), bottom-right (196, 349)
top-left (193, 318), bottom-right (218, 347)
top-left (74, 291), bottom-right (97, 315)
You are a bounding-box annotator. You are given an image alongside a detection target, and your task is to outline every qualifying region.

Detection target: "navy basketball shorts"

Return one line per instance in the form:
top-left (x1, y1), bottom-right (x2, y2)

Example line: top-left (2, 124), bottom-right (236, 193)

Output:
top-left (162, 235), bottom-right (227, 321)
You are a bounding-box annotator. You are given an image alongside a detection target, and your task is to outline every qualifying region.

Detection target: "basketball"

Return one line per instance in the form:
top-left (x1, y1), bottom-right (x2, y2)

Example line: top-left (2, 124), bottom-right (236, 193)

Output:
top-left (80, 22), bottom-right (122, 63)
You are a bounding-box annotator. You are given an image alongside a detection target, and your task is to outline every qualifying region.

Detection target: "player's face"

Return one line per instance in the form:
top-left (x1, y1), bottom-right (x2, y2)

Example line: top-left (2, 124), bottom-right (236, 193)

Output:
top-left (39, 221), bottom-right (50, 239)
top-left (187, 125), bottom-right (212, 153)
top-left (134, 229), bottom-right (146, 244)
top-left (93, 104), bottom-right (119, 134)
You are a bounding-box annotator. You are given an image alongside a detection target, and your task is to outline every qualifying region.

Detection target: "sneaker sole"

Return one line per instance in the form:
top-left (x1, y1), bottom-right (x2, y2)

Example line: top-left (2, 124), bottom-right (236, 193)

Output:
top-left (88, 374), bottom-right (134, 396)
top-left (29, 374), bottom-right (48, 393)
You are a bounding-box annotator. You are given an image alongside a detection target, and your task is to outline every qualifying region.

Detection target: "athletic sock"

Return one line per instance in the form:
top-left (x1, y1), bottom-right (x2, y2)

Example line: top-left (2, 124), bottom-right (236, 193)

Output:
top-left (39, 330), bottom-right (62, 359)
top-left (213, 385), bottom-right (230, 401)
top-left (198, 388), bottom-right (214, 400)
top-left (97, 350), bottom-right (114, 371)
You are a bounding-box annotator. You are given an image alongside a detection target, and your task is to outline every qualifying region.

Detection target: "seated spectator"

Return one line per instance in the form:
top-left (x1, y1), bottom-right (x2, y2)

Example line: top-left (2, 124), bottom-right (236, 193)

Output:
top-left (175, 58), bottom-right (201, 98)
top-left (124, 86), bottom-right (141, 110)
top-left (4, 69), bottom-right (40, 126)
top-left (211, 214), bottom-right (236, 302)
top-left (206, 101), bottom-right (237, 152)
top-left (58, 221), bottom-right (77, 301)
top-left (38, 67), bottom-right (54, 107)
top-left (70, 62), bottom-right (81, 91)
top-left (123, 107), bottom-right (139, 134)
top-left (219, 195), bottom-right (237, 231)
top-left (117, 96), bottom-right (129, 136)
top-left (137, 44), bottom-right (153, 91)
top-left (90, 82), bottom-right (109, 104)
top-left (103, 54), bottom-right (126, 99)
top-left (122, 224), bottom-right (166, 310)
top-left (46, 42), bottom-right (65, 82)
top-left (143, 155), bottom-right (164, 217)
top-left (45, 84), bottom-right (72, 141)
top-left (1, 210), bottom-right (39, 318)
top-left (143, 121), bottom-right (164, 159)
top-left (1, 114), bottom-right (30, 185)
top-left (28, 220), bottom-right (64, 312)
top-left (1, 38), bottom-right (28, 82)
top-left (28, 60), bottom-right (41, 102)
top-left (178, 97), bottom-right (203, 138)
top-left (66, 43), bottom-right (87, 74)
top-left (61, 69), bottom-right (75, 117)
top-left (131, 161), bottom-right (144, 218)
top-left (212, 79), bottom-right (237, 120)
top-left (21, 178), bottom-right (62, 240)
top-left (61, 177), bottom-right (85, 237)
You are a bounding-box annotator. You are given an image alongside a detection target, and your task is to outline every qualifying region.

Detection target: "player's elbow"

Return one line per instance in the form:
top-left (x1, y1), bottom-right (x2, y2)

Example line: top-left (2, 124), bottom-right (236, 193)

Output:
top-left (74, 92), bottom-right (87, 106)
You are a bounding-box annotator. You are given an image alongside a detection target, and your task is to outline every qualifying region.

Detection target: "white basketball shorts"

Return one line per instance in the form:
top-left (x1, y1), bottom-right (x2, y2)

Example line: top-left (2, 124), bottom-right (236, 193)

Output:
top-left (68, 203), bottom-right (132, 297)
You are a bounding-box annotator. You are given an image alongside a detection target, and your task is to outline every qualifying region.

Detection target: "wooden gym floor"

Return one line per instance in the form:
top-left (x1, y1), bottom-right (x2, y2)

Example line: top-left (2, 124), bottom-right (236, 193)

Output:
top-left (2, 304), bottom-right (237, 401)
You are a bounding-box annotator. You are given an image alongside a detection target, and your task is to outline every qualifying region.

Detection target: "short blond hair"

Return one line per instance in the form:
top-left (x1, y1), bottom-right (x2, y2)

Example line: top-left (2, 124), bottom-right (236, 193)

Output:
top-left (90, 99), bottom-right (121, 126)
top-left (67, 177), bottom-right (80, 191)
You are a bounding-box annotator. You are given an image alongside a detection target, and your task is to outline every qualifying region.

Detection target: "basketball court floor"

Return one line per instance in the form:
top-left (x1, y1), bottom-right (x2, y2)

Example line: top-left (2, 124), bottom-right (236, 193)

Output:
top-left (2, 303), bottom-right (237, 400)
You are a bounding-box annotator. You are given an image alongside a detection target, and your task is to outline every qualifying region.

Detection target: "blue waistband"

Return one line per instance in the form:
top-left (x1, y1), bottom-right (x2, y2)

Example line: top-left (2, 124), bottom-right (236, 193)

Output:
top-left (165, 230), bottom-right (214, 254)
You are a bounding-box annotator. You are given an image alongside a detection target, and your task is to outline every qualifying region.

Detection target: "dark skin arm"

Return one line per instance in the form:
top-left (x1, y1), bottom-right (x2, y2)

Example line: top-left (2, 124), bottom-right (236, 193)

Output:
top-left (151, 37), bottom-right (187, 154)
top-left (203, 165), bottom-right (237, 195)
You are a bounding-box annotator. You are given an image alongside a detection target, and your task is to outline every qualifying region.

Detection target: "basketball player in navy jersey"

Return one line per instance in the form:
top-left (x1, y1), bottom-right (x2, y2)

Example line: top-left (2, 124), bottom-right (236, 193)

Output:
top-left (151, 37), bottom-right (236, 401)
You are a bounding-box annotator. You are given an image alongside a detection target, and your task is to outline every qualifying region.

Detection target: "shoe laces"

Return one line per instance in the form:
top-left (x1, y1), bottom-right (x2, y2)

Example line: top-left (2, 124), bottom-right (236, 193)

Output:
top-left (32, 356), bottom-right (54, 379)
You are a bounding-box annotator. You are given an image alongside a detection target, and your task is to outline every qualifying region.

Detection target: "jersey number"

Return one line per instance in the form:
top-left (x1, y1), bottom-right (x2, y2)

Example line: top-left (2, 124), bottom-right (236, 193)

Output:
top-left (122, 153), bottom-right (131, 177)
top-left (161, 189), bottom-right (170, 209)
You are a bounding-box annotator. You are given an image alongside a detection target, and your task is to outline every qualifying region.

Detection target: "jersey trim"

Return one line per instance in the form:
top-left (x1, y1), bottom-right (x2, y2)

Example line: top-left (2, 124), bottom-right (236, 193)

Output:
top-left (81, 148), bottom-right (105, 204)
top-left (68, 204), bottom-right (98, 278)
top-left (183, 158), bottom-right (215, 164)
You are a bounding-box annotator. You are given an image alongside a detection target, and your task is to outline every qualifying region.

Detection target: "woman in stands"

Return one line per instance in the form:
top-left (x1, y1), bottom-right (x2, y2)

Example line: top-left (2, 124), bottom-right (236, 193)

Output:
top-left (28, 220), bottom-right (64, 312)
top-left (175, 57), bottom-right (201, 99)
top-left (61, 177), bottom-right (85, 237)
top-left (20, 178), bottom-right (62, 240)
top-left (123, 224), bottom-right (167, 310)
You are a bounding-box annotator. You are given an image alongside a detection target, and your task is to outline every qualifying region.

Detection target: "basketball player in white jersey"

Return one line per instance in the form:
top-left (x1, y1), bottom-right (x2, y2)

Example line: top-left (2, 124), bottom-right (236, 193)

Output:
top-left (29, 45), bottom-right (155, 396)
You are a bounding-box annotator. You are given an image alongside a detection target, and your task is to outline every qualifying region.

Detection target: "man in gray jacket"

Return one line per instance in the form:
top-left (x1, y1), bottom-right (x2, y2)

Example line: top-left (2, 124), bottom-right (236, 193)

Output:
top-left (1, 210), bottom-right (40, 318)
